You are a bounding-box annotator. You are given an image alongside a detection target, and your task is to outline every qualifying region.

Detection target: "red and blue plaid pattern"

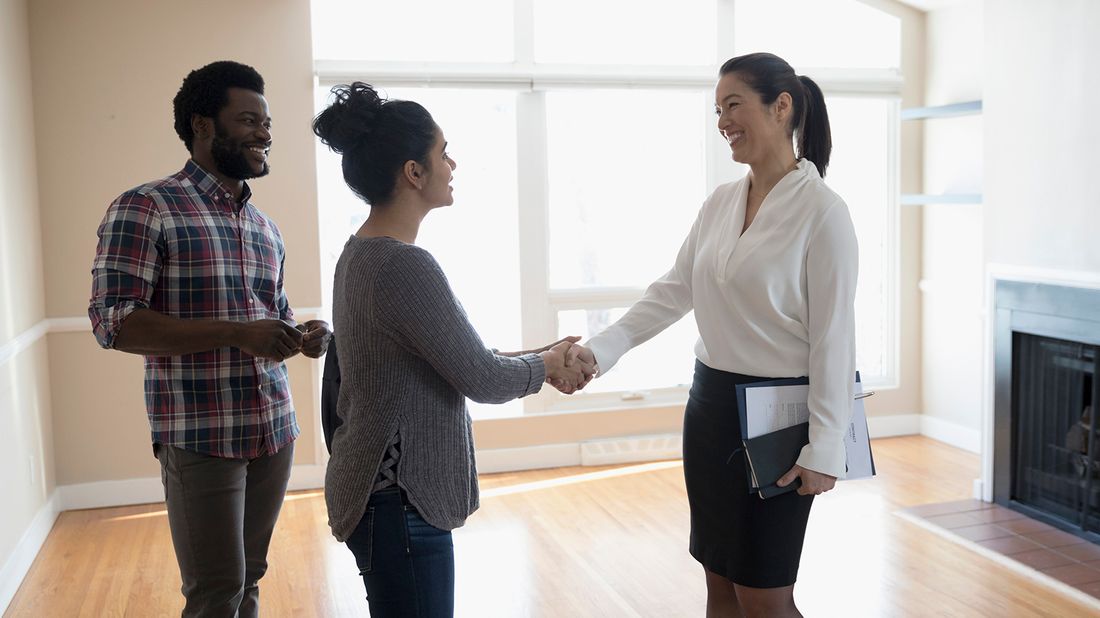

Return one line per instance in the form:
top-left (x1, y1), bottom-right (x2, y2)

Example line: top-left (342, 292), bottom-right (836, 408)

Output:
top-left (89, 160), bottom-right (298, 458)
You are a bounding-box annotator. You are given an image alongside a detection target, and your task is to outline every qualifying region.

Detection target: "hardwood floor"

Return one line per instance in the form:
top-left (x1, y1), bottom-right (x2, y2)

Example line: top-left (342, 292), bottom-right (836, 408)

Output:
top-left (7, 436), bottom-right (1099, 616)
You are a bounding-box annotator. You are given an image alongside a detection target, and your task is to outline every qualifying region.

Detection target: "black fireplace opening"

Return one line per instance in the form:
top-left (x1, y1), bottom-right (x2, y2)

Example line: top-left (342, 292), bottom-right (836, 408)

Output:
top-left (1011, 333), bottom-right (1100, 535)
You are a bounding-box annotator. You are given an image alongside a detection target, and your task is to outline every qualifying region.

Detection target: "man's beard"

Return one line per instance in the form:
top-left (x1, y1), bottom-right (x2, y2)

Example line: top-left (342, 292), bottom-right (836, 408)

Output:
top-left (211, 122), bottom-right (270, 181)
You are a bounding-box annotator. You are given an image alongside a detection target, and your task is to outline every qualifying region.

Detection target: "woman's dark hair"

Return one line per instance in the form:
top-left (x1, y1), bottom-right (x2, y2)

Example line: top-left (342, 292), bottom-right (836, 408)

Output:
top-left (312, 82), bottom-right (437, 205)
top-left (173, 60), bottom-right (265, 153)
top-left (719, 53), bottom-right (831, 177)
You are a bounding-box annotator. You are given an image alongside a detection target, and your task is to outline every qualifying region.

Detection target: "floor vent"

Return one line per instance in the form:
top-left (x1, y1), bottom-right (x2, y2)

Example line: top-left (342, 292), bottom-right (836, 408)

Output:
top-left (580, 434), bottom-right (683, 466)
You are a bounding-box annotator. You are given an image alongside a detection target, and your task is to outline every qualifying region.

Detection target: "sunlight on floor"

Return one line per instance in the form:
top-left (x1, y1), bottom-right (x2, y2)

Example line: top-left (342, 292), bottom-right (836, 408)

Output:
top-left (481, 460), bottom-right (683, 498)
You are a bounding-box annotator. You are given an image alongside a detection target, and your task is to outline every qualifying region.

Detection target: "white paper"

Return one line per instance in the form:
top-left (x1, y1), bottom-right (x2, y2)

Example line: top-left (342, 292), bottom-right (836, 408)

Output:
top-left (844, 382), bottom-right (874, 480)
top-left (743, 380), bottom-right (874, 480)
top-left (744, 384), bottom-right (811, 439)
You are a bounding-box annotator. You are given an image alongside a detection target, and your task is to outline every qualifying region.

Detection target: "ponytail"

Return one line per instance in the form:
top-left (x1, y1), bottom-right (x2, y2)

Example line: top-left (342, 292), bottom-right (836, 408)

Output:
top-left (719, 53), bottom-right (833, 177)
top-left (797, 75), bottom-right (831, 177)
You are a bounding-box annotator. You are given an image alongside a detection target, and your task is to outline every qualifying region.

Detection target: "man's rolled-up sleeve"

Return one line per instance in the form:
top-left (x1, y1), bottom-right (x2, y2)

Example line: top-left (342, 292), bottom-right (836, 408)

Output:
top-left (88, 190), bottom-right (164, 349)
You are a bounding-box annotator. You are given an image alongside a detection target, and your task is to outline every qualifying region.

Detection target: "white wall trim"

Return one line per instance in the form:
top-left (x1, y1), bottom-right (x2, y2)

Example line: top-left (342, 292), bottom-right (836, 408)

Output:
top-left (986, 263), bottom-right (1100, 290)
top-left (57, 477), bottom-right (165, 511)
top-left (475, 443), bottom-right (581, 474)
top-left (867, 413), bottom-right (921, 438)
top-left (47, 316), bottom-right (93, 333)
top-left (287, 464), bottom-right (326, 492)
top-left (474, 417), bottom-right (927, 474)
top-left (0, 309), bottom-right (327, 369)
top-left (0, 319), bottom-right (48, 368)
top-left (919, 415), bottom-right (981, 453)
top-left (57, 464), bottom-right (327, 511)
top-left (0, 491), bottom-right (60, 615)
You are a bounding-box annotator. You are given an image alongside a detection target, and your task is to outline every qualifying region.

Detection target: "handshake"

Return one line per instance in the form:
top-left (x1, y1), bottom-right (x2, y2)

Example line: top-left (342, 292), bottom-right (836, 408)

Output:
top-left (537, 336), bottom-right (599, 394)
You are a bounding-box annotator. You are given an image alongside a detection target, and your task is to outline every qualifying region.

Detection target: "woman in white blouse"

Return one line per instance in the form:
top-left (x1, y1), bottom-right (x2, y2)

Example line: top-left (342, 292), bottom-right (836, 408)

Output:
top-left (568, 53), bottom-right (857, 617)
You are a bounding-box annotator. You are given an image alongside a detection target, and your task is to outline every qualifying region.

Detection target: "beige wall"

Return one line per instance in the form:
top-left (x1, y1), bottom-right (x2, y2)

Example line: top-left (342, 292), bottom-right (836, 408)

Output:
top-left (27, 0), bottom-right (323, 482)
top-left (985, 0), bottom-right (1100, 272)
top-left (0, 0), bottom-right (55, 589)
top-left (0, 0), bottom-right (46, 341)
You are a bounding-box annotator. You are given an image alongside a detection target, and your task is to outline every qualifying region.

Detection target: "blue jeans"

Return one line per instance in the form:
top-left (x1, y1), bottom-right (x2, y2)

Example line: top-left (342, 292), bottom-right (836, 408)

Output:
top-left (345, 487), bottom-right (455, 617)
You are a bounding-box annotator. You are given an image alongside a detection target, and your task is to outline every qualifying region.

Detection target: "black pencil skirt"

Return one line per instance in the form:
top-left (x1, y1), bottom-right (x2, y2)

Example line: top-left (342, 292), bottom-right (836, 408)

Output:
top-left (684, 360), bottom-right (815, 589)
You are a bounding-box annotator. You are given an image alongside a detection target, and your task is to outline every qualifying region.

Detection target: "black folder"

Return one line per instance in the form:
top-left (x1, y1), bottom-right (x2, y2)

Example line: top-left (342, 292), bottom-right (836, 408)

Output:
top-left (742, 422), bottom-right (809, 499)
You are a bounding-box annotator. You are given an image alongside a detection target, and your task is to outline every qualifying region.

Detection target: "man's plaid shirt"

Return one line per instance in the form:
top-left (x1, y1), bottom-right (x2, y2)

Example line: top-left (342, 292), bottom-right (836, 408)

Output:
top-left (89, 160), bottom-right (299, 459)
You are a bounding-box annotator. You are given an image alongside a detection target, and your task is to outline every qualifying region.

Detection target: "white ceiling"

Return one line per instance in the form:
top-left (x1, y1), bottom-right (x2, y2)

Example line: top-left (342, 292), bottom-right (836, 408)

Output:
top-left (893, 0), bottom-right (967, 11)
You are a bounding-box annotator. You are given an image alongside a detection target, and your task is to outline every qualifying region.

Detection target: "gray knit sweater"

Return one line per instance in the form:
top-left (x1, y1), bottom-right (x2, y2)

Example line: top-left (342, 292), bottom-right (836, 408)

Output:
top-left (326, 236), bottom-right (545, 540)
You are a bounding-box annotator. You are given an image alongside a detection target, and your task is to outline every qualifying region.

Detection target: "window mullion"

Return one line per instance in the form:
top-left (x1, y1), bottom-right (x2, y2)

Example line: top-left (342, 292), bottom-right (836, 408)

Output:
top-left (513, 0), bottom-right (534, 67)
top-left (718, 0), bottom-right (736, 64)
top-left (885, 99), bottom-right (901, 388)
top-left (515, 90), bottom-right (555, 414)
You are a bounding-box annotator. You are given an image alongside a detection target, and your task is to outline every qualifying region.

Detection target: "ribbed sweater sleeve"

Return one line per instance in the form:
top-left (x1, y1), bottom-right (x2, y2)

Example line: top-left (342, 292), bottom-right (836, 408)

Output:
top-left (375, 245), bottom-right (545, 400)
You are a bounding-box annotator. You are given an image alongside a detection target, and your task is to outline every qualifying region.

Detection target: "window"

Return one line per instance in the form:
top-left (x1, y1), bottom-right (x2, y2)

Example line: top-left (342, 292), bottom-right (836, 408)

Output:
top-left (545, 89), bottom-right (706, 290)
top-left (734, 0), bottom-right (901, 70)
top-left (533, 0), bottom-right (717, 66)
top-left (313, 0), bottom-right (902, 418)
top-left (310, 0), bottom-right (514, 62)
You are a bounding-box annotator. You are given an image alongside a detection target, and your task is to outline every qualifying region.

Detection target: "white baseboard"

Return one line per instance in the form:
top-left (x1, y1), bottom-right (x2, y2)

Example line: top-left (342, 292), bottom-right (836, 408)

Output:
top-left (287, 464), bottom-right (325, 492)
top-left (477, 434), bottom-right (690, 474)
top-left (477, 418), bottom-right (932, 475)
top-left (475, 443), bottom-right (581, 474)
top-left (867, 414), bottom-right (921, 438)
top-left (57, 464), bottom-right (327, 511)
top-left (0, 491), bottom-right (60, 615)
top-left (920, 415), bottom-right (982, 453)
top-left (58, 477), bottom-right (165, 510)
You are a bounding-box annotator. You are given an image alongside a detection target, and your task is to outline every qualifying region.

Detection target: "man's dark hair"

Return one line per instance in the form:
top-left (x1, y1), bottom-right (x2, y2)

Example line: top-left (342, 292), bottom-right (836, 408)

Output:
top-left (173, 61), bottom-right (265, 153)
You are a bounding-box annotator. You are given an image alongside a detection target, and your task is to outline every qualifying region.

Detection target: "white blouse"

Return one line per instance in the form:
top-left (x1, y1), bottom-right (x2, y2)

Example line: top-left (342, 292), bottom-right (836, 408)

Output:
top-left (587, 159), bottom-right (858, 478)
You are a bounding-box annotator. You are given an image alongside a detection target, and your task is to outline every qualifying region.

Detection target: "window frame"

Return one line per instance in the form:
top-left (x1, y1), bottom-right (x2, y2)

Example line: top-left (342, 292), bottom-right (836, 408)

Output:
top-left (313, 0), bottom-right (902, 414)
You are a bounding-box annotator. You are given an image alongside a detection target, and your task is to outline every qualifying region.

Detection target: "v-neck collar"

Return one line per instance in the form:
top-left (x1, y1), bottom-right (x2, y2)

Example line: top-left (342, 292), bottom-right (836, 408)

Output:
top-left (717, 159), bottom-right (815, 279)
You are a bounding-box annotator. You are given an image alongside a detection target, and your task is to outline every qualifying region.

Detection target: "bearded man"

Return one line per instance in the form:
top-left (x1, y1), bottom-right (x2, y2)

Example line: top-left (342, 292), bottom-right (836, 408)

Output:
top-left (88, 60), bottom-right (330, 617)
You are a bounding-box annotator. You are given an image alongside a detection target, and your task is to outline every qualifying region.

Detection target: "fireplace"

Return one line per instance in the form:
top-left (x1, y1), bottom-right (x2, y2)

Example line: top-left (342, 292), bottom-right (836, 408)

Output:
top-left (993, 280), bottom-right (1100, 542)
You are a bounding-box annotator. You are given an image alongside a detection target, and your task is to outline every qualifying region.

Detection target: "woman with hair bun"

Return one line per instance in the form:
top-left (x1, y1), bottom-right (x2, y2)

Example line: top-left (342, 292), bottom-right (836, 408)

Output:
top-left (567, 53), bottom-right (858, 617)
top-left (313, 82), bottom-right (592, 617)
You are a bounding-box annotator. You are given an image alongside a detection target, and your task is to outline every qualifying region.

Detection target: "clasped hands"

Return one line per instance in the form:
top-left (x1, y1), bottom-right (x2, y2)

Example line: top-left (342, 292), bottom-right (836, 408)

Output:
top-left (237, 318), bottom-right (332, 361)
top-left (535, 336), bottom-right (599, 394)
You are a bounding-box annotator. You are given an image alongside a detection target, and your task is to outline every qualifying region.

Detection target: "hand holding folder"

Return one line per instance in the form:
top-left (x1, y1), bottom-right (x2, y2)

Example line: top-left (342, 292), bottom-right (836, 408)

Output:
top-left (742, 422), bottom-right (809, 498)
top-left (735, 377), bottom-right (875, 499)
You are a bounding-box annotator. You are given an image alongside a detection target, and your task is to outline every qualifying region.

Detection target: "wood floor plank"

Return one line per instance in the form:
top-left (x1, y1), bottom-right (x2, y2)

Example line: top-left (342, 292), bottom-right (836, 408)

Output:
top-left (6, 436), bottom-right (1099, 616)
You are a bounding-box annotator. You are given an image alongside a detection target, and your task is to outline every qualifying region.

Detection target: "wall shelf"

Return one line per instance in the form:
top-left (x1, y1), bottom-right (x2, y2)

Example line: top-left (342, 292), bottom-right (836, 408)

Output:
top-left (901, 100), bottom-right (982, 121)
top-left (902, 100), bottom-right (983, 206)
top-left (901, 193), bottom-right (982, 205)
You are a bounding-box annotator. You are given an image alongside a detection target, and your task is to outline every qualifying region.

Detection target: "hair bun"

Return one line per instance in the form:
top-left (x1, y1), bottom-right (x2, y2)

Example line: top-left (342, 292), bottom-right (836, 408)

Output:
top-left (312, 82), bottom-right (384, 154)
